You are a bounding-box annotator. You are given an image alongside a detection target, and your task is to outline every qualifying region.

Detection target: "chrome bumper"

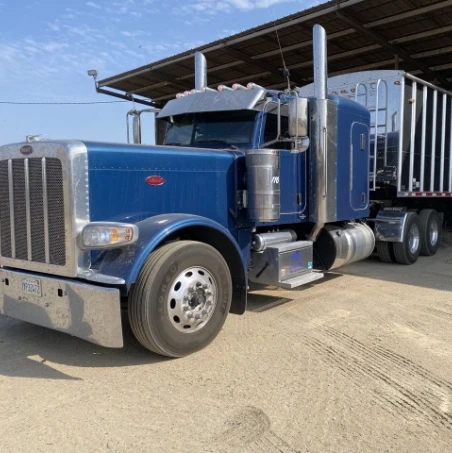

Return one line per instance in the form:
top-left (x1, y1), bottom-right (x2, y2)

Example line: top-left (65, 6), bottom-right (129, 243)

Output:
top-left (0, 268), bottom-right (123, 348)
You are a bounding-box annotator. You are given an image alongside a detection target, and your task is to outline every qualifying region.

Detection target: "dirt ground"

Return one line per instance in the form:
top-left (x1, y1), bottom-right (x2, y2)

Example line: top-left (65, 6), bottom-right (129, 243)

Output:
top-left (2, 235), bottom-right (452, 453)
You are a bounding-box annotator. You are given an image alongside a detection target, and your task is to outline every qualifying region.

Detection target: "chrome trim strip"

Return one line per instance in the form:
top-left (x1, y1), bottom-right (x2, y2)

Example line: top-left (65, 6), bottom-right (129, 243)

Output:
top-left (8, 159), bottom-right (15, 259)
top-left (42, 157), bottom-right (50, 264)
top-left (24, 158), bottom-right (32, 261)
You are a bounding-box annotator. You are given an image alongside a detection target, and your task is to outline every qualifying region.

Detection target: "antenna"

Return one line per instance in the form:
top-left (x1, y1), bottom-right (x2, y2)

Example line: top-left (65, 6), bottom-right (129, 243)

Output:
top-left (267, 0), bottom-right (291, 90)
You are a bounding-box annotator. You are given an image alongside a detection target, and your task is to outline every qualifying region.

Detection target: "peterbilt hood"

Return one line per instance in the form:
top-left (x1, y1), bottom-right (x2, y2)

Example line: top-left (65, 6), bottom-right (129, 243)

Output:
top-left (83, 141), bottom-right (240, 230)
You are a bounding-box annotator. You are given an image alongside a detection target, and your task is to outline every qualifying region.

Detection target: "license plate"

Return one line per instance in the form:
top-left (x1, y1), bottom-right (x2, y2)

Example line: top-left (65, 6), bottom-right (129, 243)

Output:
top-left (21, 278), bottom-right (42, 297)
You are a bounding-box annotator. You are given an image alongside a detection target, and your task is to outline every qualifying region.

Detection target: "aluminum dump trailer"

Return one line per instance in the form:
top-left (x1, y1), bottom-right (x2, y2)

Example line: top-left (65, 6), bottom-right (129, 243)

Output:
top-left (299, 70), bottom-right (452, 199)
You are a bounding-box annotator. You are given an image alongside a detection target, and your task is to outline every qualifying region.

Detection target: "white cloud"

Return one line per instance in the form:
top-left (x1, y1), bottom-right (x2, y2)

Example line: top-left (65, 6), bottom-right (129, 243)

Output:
top-left (86, 1), bottom-right (101, 9)
top-left (173, 0), bottom-right (298, 15)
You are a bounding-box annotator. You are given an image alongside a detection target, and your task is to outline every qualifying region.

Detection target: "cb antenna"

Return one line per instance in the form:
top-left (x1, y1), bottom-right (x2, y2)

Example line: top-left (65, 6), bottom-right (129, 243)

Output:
top-left (268, 0), bottom-right (291, 90)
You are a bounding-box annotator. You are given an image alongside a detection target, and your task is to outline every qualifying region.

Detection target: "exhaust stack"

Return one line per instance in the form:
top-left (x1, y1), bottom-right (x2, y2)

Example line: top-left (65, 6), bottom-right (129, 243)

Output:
top-left (313, 24), bottom-right (328, 100)
top-left (195, 52), bottom-right (207, 91)
top-left (309, 24), bottom-right (337, 241)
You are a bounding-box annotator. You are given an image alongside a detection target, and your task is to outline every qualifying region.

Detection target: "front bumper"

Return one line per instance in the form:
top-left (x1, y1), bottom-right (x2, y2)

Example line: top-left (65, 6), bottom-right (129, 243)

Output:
top-left (0, 268), bottom-right (123, 348)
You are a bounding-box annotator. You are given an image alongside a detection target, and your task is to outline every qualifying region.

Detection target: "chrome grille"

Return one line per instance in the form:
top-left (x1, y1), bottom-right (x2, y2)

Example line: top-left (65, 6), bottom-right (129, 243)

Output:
top-left (0, 157), bottom-right (66, 266)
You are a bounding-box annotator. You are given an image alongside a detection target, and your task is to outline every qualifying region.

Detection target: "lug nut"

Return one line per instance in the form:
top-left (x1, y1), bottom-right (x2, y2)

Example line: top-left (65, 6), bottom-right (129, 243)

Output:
top-left (183, 306), bottom-right (189, 312)
top-left (195, 313), bottom-right (202, 319)
top-left (202, 283), bottom-right (209, 289)
top-left (205, 290), bottom-right (212, 295)
top-left (188, 286), bottom-right (194, 293)
top-left (183, 295), bottom-right (189, 301)
top-left (187, 312), bottom-right (193, 319)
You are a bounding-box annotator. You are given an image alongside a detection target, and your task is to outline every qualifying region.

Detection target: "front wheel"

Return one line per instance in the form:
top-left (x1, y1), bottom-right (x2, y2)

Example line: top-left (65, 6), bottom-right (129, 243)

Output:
top-left (129, 240), bottom-right (232, 357)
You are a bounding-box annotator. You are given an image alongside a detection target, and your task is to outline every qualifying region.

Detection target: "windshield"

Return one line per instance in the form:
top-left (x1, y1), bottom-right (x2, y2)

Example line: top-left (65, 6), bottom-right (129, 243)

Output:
top-left (163, 111), bottom-right (256, 148)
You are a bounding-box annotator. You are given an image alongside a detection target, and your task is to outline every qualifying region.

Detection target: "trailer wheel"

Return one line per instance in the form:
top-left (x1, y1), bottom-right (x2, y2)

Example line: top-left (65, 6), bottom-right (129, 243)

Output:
top-left (393, 212), bottom-right (421, 265)
top-left (129, 240), bottom-right (232, 357)
top-left (376, 241), bottom-right (396, 263)
top-left (419, 209), bottom-right (441, 256)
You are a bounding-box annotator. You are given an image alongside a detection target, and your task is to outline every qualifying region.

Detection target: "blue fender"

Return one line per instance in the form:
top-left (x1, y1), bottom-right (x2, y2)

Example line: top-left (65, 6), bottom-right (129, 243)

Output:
top-left (92, 214), bottom-right (248, 314)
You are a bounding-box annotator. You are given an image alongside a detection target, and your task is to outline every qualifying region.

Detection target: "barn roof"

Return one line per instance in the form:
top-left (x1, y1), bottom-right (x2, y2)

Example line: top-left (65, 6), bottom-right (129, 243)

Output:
top-left (96, 0), bottom-right (452, 107)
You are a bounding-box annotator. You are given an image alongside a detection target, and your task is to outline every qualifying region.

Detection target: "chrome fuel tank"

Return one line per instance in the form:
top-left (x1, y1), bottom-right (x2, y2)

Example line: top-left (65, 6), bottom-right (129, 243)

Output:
top-left (314, 222), bottom-right (375, 271)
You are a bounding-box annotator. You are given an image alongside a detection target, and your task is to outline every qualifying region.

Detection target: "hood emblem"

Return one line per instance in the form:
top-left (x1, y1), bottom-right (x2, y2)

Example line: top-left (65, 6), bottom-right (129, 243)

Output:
top-left (20, 145), bottom-right (33, 156)
top-left (146, 175), bottom-right (165, 186)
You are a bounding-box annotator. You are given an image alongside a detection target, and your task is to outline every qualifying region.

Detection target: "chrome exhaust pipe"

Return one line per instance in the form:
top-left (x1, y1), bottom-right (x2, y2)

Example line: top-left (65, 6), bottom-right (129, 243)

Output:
top-left (309, 24), bottom-right (330, 242)
top-left (313, 24), bottom-right (328, 100)
top-left (195, 52), bottom-right (207, 91)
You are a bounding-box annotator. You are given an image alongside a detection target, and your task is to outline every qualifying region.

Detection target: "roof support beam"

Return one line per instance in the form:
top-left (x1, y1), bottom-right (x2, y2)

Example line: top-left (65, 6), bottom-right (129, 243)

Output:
top-left (336, 11), bottom-right (452, 88)
top-left (223, 46), bottom-right (282, 75)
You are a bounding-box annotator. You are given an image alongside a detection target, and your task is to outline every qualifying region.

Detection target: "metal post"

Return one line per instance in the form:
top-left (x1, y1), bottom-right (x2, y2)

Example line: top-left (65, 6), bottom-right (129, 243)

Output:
top-left (440, 93), bottom-right (447, 192)
top-left (397, 76), bottom-right (405, 192)
top-left (420, 86), bottom-right (427, 191)
top-left (431, 90), bottom-right (438, 192)
top-left (408, 81), bottom-right (417, 192)
top-left (449, 99), bottom-right (452, 192)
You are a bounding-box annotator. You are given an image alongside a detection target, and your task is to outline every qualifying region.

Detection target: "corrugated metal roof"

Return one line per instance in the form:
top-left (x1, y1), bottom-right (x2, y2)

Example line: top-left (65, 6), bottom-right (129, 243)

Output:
top-left (97, 0), bottom-right (452, 106)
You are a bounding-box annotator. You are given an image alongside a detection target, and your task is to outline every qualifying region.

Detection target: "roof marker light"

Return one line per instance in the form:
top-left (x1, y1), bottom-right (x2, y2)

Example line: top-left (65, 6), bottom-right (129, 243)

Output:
top-left (176, 93), bottom-right (184, 99)
top-left (232, 83), bottom-right (246, 90)
top-left (217, 85), bottom-right (233, 92)
top-left (247, 82), bottom-right (264, 90)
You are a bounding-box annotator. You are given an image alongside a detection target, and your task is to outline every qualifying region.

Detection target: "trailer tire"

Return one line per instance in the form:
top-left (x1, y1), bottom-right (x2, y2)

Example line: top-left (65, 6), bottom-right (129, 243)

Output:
top-left (393, 212), bottom-right (421, 265)
top-left (128, 240), bottom-right (232, 357)
top-left (376, 241), bottom-right (396, 263)
top-left (419, 209), bottom-right (441, 256)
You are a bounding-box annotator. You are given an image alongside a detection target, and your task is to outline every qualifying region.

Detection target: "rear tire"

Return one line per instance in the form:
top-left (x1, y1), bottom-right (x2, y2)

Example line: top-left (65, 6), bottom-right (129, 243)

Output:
top-left (129, 240), bottom-right (232, 357)
top-left (376, 241), bottom-right (396, 263)
top-left (419, 209), bottom-right (441, 256)
top-left (393, 212), bottom-right (421, 265)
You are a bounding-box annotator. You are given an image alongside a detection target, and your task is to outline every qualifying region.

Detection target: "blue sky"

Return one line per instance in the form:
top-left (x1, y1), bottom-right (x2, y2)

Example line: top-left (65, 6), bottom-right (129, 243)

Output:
top-left (0, 0), bottom-right (321, 145)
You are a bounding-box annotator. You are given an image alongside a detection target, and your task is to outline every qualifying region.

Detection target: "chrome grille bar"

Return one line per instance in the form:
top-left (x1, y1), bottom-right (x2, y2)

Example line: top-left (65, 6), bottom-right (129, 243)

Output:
top-left (24, 159), bottom-right (32, 261)
top-left (42, 157), bottom-right (50, 264)
top-left (8, 159), bottom-right (15, 259)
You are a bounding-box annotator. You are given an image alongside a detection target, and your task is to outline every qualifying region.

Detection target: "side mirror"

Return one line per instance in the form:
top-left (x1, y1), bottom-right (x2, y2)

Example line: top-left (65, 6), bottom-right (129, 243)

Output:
top-left (288, 96), bottom-right (308, 137)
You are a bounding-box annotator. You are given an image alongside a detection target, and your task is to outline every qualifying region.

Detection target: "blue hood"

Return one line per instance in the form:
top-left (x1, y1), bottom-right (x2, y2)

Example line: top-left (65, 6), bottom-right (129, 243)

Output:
top-left (83, 141), bottom-right (240, 231)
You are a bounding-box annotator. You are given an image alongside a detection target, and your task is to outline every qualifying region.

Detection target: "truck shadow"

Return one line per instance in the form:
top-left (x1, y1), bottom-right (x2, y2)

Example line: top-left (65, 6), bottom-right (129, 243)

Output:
top-left (339, 230), bottom-right (452, 291)
top-left (246, 273), bottom-right (343, 312)
top-left (0, 311), bottom-right (169, 380)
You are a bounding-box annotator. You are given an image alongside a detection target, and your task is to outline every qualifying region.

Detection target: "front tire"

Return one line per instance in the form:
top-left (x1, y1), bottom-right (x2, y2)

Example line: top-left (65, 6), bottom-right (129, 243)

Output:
top-left (393, 212), bottom-right (421, 265)
top-left (419, 209), bottom-right (441, 256)
top-left (129, 240), bottom-right (232, 357)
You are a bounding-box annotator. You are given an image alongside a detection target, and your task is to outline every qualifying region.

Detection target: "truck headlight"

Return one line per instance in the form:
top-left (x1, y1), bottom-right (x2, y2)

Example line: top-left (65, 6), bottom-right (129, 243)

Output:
top-left (80, 223), bottom-right (139, 249)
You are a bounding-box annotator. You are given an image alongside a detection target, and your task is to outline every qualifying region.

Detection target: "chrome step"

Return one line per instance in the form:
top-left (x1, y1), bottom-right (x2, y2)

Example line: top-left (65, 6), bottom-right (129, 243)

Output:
top-left (278, 271), bottom-right (324, 289)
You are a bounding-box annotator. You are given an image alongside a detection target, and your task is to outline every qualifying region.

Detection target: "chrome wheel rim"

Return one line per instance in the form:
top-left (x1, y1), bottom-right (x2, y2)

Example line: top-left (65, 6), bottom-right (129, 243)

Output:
top-left (430, 219), bottom-right (439, 246)
top-left (167, 267), bottom-right (217, 333)
top-left (409, 223), bottom-right (420, 254)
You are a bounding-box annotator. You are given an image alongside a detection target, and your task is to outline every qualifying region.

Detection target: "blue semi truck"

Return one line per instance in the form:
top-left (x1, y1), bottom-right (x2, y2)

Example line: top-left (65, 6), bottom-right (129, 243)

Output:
top-left (0, 25), bottom-right (448, 357)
